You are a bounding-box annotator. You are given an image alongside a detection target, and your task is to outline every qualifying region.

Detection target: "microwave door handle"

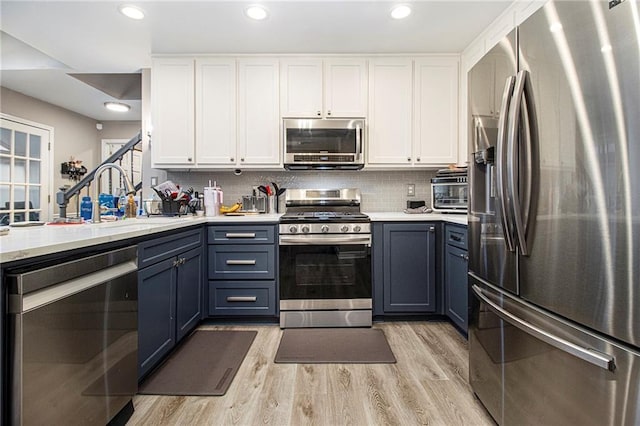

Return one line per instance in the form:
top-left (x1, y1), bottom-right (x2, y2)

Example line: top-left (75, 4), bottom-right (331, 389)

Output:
top-left (355, 123), bottom-right (362, 156)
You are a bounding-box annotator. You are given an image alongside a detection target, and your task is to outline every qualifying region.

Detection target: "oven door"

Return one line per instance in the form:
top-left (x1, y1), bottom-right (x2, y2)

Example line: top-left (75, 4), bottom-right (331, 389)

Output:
top-left (279, 236), bottom-right (372, 303)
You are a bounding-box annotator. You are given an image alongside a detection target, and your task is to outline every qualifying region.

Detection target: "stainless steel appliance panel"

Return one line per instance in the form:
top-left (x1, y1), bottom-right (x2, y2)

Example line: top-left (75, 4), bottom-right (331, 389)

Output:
top-left (8, 247), bottom-right (138, 425)
top-left (468, 274), bottom-right (505, 424)
top-left (468, 30), bottom-right (518, 294)
top-left (283, 118), bottom-right (365, 169)
top-left (280, 310), bottom-right (372, 328)
top-left (472, 280), bottom-right (640, 426)
top-left (517, 0), bottom-right (640, 348)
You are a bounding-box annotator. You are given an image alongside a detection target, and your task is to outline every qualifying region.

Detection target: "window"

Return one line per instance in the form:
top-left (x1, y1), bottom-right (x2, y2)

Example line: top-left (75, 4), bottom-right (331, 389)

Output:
top-left (0, 115), bottom-right (52, 225)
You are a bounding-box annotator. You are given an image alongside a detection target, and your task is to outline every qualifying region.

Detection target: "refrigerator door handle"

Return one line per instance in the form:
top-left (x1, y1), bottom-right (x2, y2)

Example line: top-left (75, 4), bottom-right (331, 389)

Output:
top-left (471, 284), bottom-right (616, 372)
top-left (520, 71), bottom-right (539, 256)
top-left (507, 70), bottom-right (531, 256)
top-left (496, 75), bottom-right (517, 252)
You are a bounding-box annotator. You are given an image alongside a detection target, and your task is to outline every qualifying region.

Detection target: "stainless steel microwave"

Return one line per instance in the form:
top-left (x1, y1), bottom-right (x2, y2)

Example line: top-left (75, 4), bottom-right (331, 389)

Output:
top-left (283, 119), bottom-right (365, 170)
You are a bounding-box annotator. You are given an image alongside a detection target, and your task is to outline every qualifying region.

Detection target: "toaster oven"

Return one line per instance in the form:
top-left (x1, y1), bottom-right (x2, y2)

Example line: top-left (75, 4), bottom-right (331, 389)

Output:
top-left (431, 175), bottom-right (468, 213)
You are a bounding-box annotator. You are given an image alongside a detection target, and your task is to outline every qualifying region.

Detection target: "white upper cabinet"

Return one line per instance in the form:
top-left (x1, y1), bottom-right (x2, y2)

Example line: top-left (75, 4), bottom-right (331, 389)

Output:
top-left (280, 59), bottom-right (323, 117)
top-left (324, 58), bottom-right (367, 118)
top-left (195, 58), bottom-right (236, 166)
top-left (414, 56), bottom-right (460, 165)
top-left (151, 57), bottom-right (195, 166)
top-left (367, 58), bottom-right (413, 165)
top-left (367, 56), bottom-right (460, 168)
top-left (280, 58), bottom-right (367, 118)
top-left (150, 54), bottom-right (460, 170)
top-left (237, 58), bottom-right (281, 166)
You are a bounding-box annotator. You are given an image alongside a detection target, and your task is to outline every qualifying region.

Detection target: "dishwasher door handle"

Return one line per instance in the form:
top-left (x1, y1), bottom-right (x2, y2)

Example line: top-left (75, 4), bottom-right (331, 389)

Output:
top-left (10, 261), bottom-right (138, 314)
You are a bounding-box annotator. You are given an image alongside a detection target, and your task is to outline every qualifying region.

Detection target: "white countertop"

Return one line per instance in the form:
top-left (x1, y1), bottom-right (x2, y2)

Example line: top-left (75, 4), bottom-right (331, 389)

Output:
top-left (366, 212), bottom-right (468, 225)
top-left (0, 214), bottom-right (281, 263)
top-left (0, 212), bottom-right (466, 263)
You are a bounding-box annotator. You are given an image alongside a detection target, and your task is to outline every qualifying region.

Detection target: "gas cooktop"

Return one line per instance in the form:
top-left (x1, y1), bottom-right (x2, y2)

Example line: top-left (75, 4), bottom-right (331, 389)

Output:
top-left (280, 211), bottom-right (369, 223)
top-left (279, 189), bottom-right (369, 224)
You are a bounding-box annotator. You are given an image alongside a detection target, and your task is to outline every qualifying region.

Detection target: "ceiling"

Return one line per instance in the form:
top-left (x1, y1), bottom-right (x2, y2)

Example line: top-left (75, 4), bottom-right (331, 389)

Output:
top-left (0, 1), bottom-right (512, 121)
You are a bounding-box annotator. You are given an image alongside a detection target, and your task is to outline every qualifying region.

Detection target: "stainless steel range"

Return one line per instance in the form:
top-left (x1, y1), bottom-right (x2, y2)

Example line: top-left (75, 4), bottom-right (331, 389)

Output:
top-left (279, 189), bottom-right (372, 328)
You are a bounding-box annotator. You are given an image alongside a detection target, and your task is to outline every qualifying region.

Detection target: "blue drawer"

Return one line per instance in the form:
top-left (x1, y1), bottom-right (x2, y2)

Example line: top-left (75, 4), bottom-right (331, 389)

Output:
top-left (446, 225), bottom-right (468, 250)
top-left (209, 280), bottom-right (276, 316)
top-left (208, 245), bottom-right (275, 280)
top-left (207, 225), bottom-right (275, 244)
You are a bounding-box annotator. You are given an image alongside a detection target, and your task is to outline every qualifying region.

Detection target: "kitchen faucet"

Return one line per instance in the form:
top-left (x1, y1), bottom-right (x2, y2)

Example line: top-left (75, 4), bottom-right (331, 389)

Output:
top-left (92, 163), bottom-right (136, 223)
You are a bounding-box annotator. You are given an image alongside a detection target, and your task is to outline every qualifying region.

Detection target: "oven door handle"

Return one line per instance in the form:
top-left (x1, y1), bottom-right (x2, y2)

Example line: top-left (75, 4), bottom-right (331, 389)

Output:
top-left (279, 235), bottom-right (371, 246)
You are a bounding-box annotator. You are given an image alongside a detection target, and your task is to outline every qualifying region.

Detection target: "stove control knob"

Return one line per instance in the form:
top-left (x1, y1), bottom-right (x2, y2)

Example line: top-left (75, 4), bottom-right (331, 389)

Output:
top-left (321, 225), bottom-right (330, 233)
top-left (353, 225), bottom-right (362, 233)
top-left (301, 225), bottom-right (310, 233)
top-left (289, 225), bottom-right (298, 234)
top-left (341, 225), bottom-right (350, 233)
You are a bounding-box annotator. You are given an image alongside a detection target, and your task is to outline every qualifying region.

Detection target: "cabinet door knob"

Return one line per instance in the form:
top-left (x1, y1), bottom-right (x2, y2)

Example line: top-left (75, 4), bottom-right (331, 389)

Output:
top-left (327, 110), bottom-right (332, 116)
top-left (317, 111), bottom-right (322, 116)
top-left (416, 157), bottom-right (421, 162)
top-left (187, 157), bottom-right (193, 162)
top-left (230, 157), bottom-right (234, 162)
top-left (240, 158), bottom-right (245, 162)
top-left (407, 157), bottom-right (411, 162)
top-left (429, 226), bottom-right (435, 232)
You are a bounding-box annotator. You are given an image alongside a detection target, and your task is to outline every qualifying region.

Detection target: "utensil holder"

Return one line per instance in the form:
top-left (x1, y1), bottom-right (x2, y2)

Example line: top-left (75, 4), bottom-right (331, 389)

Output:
top-left (241, 195), bottom-right (266, 213)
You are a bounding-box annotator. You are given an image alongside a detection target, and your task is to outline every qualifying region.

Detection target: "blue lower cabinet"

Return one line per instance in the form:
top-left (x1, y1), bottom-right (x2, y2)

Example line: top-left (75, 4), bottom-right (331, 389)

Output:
top-left (209, 281), bottom-right (276, 316)
top-left (445, 224), bottom-right (468, 332)
top-left (138, 257), bottom-right (177, 379)
top-left (176, 247), bottom-right (204, 341)
top-left (374, 222), bottom-right (438, 314)
top-left (207, 224), bottom-right (278, 318)
top-left (137, 228), bottom-right (204, 380)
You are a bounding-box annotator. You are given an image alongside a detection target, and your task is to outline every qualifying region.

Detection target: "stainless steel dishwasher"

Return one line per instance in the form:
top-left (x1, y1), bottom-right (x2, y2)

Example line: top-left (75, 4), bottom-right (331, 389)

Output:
top-left (7, 246), bottom-right (138, 425)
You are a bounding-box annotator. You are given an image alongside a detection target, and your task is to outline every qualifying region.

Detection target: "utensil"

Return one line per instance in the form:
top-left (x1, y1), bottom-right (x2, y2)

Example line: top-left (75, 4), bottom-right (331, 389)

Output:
top-left (257, 185), bottom-right (268, 196)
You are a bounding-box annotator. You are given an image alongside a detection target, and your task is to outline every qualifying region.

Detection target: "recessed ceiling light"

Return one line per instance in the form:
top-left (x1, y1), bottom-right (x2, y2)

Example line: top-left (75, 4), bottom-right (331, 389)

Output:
top-left (390, 4), bottom-right (411, 20)
top-left (245, 5), bottom-right (269, 20)
top-left (104, 102), bottom-right (131, 112)
top-left (119, 4), bottom-right (145, 20)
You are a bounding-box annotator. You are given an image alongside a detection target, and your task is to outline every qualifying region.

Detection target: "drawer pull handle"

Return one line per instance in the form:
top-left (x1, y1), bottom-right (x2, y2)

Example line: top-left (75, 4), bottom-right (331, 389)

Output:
top-left (226, 296), bottom-right (257, 302)
top-left (226, 259), bottom-right (256, 265)
top-left (450, 234), bottom-right (462, 242)
top-left (225, 233), bottom-right (256, 238)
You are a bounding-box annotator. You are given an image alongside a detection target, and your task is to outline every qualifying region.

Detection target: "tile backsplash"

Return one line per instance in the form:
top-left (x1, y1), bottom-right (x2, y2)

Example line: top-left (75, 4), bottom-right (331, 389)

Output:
top-left (166, 170), bottom-right (437, 212)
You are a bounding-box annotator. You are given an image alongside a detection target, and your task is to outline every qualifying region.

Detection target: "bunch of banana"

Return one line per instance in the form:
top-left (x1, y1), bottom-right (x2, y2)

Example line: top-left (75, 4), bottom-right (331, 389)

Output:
top-left (219, 202), bottom-right (242, 214)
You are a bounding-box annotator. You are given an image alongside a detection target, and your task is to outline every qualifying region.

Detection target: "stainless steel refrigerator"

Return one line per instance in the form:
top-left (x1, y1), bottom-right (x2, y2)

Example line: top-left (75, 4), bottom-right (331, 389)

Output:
top-left (468, 1), bottom-right (640, 424)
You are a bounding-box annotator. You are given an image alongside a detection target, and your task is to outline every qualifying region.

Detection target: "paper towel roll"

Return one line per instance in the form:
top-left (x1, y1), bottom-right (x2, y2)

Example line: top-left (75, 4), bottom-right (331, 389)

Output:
top-left (203, 187), bottom-right (217, 217)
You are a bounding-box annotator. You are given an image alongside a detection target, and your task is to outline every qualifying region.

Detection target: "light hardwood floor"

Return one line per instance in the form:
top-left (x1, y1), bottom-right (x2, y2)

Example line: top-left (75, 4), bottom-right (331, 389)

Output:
top-left (128, 321), bottom-right (495, 426)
